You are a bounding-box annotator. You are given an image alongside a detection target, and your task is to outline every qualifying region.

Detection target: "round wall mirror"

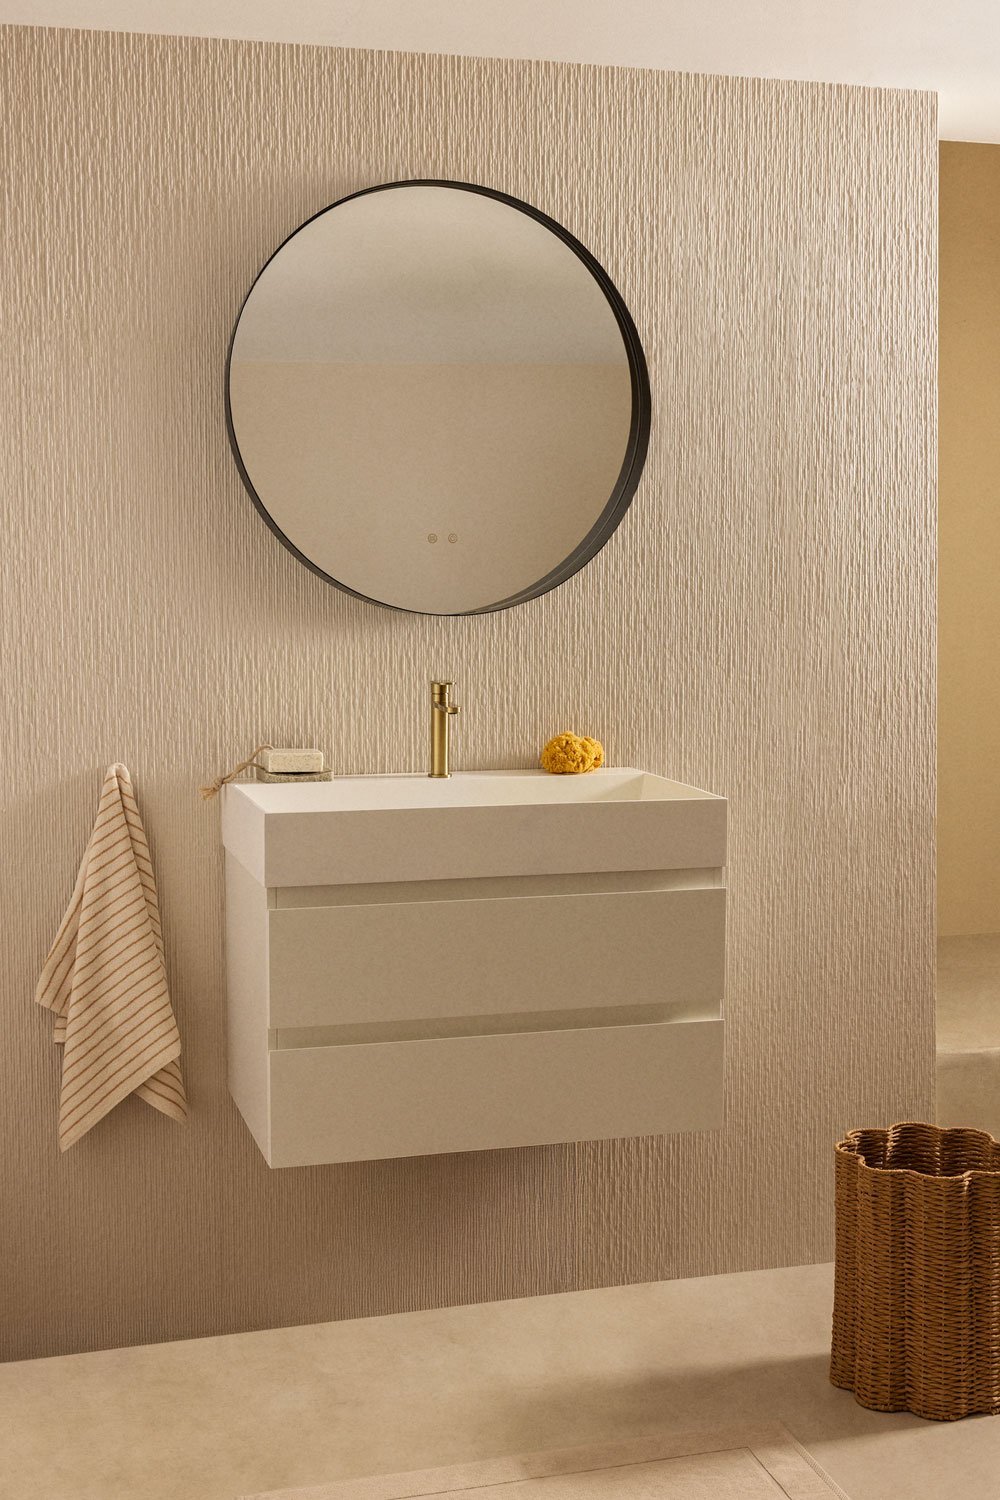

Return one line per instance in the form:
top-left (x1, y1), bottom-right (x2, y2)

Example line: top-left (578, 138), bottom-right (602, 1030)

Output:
top-left (226, 180), bottom-right (650, 615)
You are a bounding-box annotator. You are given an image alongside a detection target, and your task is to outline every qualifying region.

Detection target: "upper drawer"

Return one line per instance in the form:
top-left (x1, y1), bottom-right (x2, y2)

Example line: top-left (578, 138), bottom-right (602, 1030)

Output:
top-left (267, 886), bottom-right (725, 1029)
top-left (222, 768), bottom-right (726, 887)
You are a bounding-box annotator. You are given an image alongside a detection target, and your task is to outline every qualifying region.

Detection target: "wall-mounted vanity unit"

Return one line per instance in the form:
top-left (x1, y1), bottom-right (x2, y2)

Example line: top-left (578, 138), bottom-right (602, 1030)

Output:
top-left (222, 770), bottom-right (726, 1166)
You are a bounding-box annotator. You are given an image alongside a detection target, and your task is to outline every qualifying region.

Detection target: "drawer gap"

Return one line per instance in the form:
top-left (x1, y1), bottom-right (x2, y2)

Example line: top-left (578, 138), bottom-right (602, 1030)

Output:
top-left (270, 998), bottom-right (721, 1049)
top-left (273, 867), bottom-right (723, 908)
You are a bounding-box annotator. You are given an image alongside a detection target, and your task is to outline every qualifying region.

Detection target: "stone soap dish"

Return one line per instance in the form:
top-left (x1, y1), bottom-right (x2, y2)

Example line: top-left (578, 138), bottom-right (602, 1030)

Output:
top-left (255, 767), bottom-right (332, 783)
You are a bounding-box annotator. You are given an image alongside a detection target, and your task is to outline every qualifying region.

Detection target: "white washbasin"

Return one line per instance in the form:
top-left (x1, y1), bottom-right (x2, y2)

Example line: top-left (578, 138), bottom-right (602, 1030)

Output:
top-left (231, 768), bottom-right (713, 811)
top-left (222, 767), bottom-right (725, 887)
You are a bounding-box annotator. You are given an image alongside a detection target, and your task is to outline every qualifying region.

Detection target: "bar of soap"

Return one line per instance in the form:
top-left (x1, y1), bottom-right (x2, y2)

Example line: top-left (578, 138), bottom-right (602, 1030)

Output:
top-left (259, 748), bottom-right (325, 774)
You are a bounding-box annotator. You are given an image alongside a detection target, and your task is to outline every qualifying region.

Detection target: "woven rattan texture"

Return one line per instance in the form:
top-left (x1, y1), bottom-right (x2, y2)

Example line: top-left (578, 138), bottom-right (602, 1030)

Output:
top-left (832, 1122), bottom-right (1000, 1421)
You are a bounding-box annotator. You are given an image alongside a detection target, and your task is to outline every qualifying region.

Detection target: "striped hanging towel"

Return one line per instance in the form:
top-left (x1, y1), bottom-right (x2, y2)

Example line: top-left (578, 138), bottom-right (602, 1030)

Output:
top-left (35, 764), bottom-right (187, 1150)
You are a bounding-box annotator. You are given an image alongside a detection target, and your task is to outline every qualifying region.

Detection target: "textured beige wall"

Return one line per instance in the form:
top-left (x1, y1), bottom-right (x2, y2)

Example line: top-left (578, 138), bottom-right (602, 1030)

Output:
top-left (0, 24), bottom-right (937, 1361)
top-left (939, 143), bottom-right (1000, 938)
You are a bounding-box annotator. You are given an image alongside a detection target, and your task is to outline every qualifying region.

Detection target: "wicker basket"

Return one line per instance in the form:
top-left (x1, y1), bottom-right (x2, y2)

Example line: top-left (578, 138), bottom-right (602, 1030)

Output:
top-left (831, 1121), bottom-right (1000, 1421)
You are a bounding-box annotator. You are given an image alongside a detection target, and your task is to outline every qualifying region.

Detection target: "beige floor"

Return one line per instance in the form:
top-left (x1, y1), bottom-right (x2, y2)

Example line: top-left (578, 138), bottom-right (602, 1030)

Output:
top-left (937, 932), bottom-right (1000, 1133)
top-left (5, 1262), bottom-right (1000, 1500)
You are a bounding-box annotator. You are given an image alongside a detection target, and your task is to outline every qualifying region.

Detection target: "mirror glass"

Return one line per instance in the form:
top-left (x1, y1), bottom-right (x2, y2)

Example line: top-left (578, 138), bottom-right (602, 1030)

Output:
top-left (226, 181), bottom-right (649, 615)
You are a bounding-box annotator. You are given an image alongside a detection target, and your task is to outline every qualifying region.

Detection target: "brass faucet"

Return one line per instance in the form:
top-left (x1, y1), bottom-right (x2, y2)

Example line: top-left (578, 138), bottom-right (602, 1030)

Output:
top-left (429, 680), bottom-right (460, 778)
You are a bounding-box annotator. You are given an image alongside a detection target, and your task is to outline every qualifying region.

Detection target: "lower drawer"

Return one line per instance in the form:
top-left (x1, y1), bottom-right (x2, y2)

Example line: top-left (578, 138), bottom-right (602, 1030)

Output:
top-left (265, 1017), bottom-right (723, 1166)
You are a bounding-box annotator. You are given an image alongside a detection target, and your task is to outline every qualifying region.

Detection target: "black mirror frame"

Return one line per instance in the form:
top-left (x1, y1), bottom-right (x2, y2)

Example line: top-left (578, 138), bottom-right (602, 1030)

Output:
top-left (225, 178), bottom-right (651, 616)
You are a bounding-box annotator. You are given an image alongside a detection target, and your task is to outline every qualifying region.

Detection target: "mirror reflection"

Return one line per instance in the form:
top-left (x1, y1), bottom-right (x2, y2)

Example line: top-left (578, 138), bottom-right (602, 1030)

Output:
top-left (227, 181), bottom-right (649, 614)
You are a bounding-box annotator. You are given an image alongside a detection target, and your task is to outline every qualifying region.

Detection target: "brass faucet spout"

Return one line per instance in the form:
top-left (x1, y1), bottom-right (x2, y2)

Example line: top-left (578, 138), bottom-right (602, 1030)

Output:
top-left (429, 681), bottom-right (460, 777)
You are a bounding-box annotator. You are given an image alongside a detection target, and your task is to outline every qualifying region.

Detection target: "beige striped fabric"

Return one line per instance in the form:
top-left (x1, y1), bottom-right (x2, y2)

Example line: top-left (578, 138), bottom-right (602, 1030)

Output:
top-left (35, 764), bottom-right (187, 1150)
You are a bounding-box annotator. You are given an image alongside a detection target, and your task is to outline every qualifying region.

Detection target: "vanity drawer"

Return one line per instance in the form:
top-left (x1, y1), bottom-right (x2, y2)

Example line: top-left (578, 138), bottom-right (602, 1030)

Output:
top-left (267, 886), bottom-right (725, 1028)
top-left (265, 1017), bottom-right (723, 1165)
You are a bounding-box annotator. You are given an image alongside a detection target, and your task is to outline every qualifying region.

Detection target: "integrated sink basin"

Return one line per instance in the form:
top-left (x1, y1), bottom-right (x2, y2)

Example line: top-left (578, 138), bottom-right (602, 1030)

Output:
top-left (222, 767), bottom-right (726, 888)
top-left (229, 768), bottom-right (706, 809)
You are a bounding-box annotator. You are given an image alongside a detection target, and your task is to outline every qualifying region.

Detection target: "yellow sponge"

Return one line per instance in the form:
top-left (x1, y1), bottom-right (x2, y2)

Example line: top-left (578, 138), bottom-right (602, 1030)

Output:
top-left (540, 732), bottom-right (605, 774)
